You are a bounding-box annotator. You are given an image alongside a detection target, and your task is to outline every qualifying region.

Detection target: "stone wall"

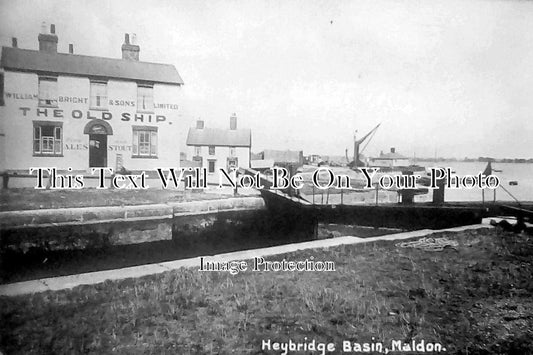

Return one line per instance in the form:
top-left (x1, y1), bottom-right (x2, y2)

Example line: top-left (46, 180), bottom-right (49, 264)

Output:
top-left (0, 197), bottom-right (266, 252)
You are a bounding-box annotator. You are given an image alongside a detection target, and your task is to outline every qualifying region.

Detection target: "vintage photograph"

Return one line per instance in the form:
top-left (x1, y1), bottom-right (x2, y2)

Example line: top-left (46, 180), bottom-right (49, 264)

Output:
top-left (0, 0), bottom-right (532, 354)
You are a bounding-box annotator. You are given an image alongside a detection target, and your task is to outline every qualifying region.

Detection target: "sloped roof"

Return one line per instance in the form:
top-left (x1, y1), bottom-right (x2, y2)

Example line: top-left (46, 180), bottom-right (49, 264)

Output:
top-left (186, 128), bottom-right (251, 147)
top-left (1, 47), bottom-right (183, 85)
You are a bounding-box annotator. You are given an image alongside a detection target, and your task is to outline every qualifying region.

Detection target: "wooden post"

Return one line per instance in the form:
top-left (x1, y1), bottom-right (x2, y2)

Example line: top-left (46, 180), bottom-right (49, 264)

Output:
top-left (375, 183), bottom-right (379, 206)
top-left (312, 184), bottom-right (315, 205)
top-left (2, 172), bottom-right (9, 189)
top-left (340, 188), bottom-right (344, 205)
top-left (233, 173), bottom-right (239, 196)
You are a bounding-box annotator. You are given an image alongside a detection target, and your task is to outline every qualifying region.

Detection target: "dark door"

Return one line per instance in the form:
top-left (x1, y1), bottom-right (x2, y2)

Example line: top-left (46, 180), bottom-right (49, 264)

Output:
top-left (89, 134), bottom-right (107, 167)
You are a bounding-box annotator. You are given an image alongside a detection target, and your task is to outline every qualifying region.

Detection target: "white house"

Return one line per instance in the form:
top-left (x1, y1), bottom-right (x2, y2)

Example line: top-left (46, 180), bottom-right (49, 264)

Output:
top-left (186, 114), bottom-right (251, 184)
top-left (0, 23), bottom-right (184, 181)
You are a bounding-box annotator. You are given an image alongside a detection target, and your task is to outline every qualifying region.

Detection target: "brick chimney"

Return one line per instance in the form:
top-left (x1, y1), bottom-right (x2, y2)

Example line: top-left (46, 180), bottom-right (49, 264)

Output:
top-left (121, 33), bottom-right (140, 61)
top-left (390, 147), bottom-right (396, 154)
top-left (196, 120), bottom-right (204, 129)
top-left (69, 43), bottom-right (74, 54)
top-left (38, 22), bottom-right (58, 53)
top-left (230, 113), bottom-right (237, 130)
top-left (11, 37), bottom-right (17, 48)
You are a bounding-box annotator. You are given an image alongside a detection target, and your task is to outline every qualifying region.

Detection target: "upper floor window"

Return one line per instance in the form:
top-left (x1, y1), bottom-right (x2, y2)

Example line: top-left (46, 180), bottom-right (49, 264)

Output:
top-left (90, 81), bottom-right (108, 109)
top-left (194, 146), bottom-right (202, 156)
top-left (229, 146), bottom-right (236, 157)
top-left (132, 126), bottom-right (158, 158)
top-left (33, 121), bottom-right (62, 156)
top-left (38, 77), bottom-right (58, 107)
top-left (209, 146), bottom-right (215, 155)
top-left (137, 85), bottom-right (154, 112)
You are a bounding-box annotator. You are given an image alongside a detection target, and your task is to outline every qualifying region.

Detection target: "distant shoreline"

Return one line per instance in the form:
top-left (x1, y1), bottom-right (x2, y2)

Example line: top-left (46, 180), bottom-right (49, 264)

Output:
top-left (413, 158), bottom-right (533, 164)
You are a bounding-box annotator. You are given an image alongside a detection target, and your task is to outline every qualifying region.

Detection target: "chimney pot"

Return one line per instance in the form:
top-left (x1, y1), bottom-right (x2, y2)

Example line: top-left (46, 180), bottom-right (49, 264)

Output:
top-left (196, 120), bottom-right (204, 129)
top-left (122, 33), bottom-right (140, 60)
top-left (38, 22), bottom-right (58, 53)
top-left (391, 147), bottom-right (395, 153)
top-left (230, 113), bottom-right (237, 130)
top-left (69, 43), bottom-right (74, 54)
top-left (12, 37), bottom-right (17, 48)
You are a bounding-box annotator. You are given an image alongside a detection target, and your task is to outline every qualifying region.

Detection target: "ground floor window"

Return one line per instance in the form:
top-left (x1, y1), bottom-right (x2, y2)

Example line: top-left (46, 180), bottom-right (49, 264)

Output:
top-left (132, 126), bottom-right (158, 158)
top-left (192, 155), bottom-right (203, 166)
top-left (33, 121), bottom-right (62, 156)
top-left (208, 159), bottom-right (216, 173)
top-left (227, 157), bottom-right (238, 170)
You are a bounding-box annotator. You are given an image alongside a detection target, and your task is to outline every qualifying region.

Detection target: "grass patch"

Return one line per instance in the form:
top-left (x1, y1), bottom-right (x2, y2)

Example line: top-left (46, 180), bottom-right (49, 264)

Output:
top-left (1, 228), bottom-right (532, 354)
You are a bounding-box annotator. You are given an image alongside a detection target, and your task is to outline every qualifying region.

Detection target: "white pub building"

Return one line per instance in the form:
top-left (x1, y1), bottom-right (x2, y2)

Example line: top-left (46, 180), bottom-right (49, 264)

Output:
top-left (0, 23), bottom-right (184, 185)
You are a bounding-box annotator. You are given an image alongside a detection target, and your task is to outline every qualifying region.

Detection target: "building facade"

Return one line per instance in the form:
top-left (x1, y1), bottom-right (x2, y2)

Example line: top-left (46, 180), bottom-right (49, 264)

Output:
top-left (371, 148), bottom-right (410, 168)
top-left (0, 24), bottom-right (184, 176)
top-left (186, 114), bottom-right (251, 184)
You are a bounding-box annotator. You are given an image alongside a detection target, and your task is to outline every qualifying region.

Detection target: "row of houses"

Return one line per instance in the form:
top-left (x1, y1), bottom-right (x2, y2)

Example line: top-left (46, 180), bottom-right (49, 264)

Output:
top-left (305, 148), bottom-right (411, 168)
top-left (0, 23), bottom-right (411, 184)
top-left (0, 23), bottom-right (254, 180)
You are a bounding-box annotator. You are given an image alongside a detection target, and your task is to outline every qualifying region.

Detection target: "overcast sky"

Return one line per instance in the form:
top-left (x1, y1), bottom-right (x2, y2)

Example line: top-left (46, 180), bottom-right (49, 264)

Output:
top-left (1, 0), bottom-right (532, 159)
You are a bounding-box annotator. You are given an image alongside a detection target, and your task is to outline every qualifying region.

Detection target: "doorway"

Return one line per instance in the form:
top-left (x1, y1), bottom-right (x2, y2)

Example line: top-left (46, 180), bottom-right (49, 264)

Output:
top-left (84, 120), bottom-right (113, 168)
top-left (89, 134), bottom-right (108, 167)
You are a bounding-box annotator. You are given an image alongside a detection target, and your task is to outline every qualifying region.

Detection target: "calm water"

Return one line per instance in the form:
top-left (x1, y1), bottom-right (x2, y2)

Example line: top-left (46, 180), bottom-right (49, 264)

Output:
top-left (417, 161), bottom-right (533, 202)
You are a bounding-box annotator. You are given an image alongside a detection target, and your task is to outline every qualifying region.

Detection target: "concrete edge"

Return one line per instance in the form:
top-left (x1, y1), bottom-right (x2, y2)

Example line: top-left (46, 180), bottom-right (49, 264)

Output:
top-left (0, 196), bottom-right (265, 229)
top-left (2, 214), bottom-right (175, 230)
top-left (0, 223), bottom-right (493, 297)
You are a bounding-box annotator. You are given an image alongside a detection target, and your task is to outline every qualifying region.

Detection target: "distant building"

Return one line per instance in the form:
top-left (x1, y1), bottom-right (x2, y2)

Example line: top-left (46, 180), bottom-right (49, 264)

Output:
top-left (0, 23), bottom-right (184, 175)
top-left (371, 148), bottom-right (410, 168)
top-left (186, 114), bottom-right (251, 182)
top-left (249, 149), bottom-right (304, 175)
top-left (250, 159), bottom-right (275, 172)
top-left (322, 155), bottom-right (350, 167)
top-left (306, 154), bottom-right (321, 165)
top-left (250, 152), bottom-right (263, 161)
top-left (260, 150), bottom-right (304, 167)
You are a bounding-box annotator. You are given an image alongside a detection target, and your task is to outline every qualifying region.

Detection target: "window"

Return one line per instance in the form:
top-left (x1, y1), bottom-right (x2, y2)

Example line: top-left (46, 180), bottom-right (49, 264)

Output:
top-left (132, 126), bottom-right (157, 158)
top-left (208, 160), bottom-right (216, 173)
top-left (0, 72), bottom-right (4, 106)
top-left (137, 85), bottom-right (154, 112)
top-left (192, 155), bottom-right (203, 165)
top-left (33, 121), bottom-right (62, 156)
top-left (209, 146), bottom-right (215, 155)
top-left (194, 146), bottom-right (202, 156)
top-left (229, 146), bottom-right (236, 157)
top-left (90, 81), bottom-right (107, 109)
top-left (227, 157), bottom-right (238, 170)
top-left (38, 77), bottom-right (58, 107)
